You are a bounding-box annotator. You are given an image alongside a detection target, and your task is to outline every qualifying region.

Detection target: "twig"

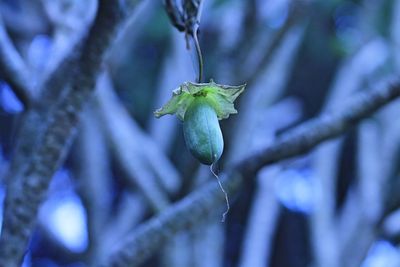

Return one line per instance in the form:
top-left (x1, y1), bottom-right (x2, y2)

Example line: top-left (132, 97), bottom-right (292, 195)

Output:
top-left (102, 78), bottom-right (400, 267)
top-left (0, 1), bottom-right (142, 266)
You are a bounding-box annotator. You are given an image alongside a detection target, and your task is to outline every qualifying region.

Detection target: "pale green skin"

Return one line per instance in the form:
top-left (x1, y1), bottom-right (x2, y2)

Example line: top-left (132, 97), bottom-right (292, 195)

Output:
top-left (183, 97), bottom-right (224, 165)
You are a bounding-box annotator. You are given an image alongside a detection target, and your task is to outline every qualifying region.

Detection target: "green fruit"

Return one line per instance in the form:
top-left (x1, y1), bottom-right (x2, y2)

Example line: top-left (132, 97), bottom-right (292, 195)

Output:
top-left (183, 97), bottom-right (224, 165)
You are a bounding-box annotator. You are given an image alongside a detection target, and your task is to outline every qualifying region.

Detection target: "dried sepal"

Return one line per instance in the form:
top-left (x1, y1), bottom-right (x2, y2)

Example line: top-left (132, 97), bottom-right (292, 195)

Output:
top-left (154, 80), bottom-right (245, 121)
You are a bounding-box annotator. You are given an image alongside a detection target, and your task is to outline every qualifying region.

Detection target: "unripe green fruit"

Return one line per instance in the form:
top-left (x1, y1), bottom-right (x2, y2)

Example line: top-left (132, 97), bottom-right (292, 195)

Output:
top-left (183, 97), bottom-right (224, 165)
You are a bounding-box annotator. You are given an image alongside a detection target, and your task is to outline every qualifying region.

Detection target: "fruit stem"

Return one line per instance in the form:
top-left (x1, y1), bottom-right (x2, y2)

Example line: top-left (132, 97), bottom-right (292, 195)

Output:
top-left (192, 24), bottom-right (203, 83)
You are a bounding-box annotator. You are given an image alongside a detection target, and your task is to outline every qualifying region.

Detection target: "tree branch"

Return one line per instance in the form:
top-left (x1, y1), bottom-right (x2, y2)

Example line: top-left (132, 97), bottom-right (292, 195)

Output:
top-left (0, 1), bottom-right (143, 266)
top-left (2, 1), bottom-right (96, 209)
top-left (102, 78), bottom-right (400, 267)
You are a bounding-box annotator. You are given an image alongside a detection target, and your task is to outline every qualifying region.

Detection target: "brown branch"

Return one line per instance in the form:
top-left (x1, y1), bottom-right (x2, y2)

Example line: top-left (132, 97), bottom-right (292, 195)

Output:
top-left (0, 1), bottom-right (144, 266)
top-left (102, 78), bottom-right (400, 267)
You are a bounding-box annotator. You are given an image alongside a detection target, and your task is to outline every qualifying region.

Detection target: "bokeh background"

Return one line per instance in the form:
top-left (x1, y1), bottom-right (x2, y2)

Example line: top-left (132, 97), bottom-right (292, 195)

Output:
top-left (1, 0), bottom-right (400, 266)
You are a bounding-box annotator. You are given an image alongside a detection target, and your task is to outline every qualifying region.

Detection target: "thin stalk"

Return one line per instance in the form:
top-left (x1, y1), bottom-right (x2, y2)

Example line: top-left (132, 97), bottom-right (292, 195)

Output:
top-left (192, 25), bottom-right (203, 83)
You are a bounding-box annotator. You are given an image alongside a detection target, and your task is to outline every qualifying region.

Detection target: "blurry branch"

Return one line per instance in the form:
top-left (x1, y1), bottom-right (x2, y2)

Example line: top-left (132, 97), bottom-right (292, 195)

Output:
top-left (98, 73), bottom-right (181, 194)
top-left (379, 110), bottom-right (400, 221)
top-left (228, 24), bottom-right (305, 162)
top-left (0, 1), bottom-right (49, 37)
top-left (238, 167), bottom-right (281, 267)
top-left (190, 167), bottom-right (224, 267)
top-left (237, 98), bottom-right (303, 267)
top-left (239, 78), bottom-right (400, 173)
top-left (241, 1), bottom-right (307, 85)
top-left (381, 204), bottom-right (400, 244)
top-left (149, 30), bottom-right (193, 151)
top-left (161, 167), bottom-right (222, 267)
top-left (96, 193), bottom-right (147, 264)
top-left (108, 0), bottom-right (156, 74)
top-left (102, 171), bottom-right (242, 267)
top-left (103, 78), bottom-right (400, 267)
top-left (40, 0), bottom-right (97, 87)
top-left (370, 1), bottom-right (400, 250)
top-left (192, 219), bottom-right (224, 267)
top-left (0, 14), bottom-right (32, 107)
top-left (214, 0), bottom-right (308, 85)
top-left (342, 120), bottom-right (382, 267)
top-left (227, 0), bottom-right (257, 59)
top-left (162, 233), bottom-right (192, 267)
top-left (339, 90), bottom-right (400, 267)
top-left (0, 149), bottom-right (6, 184)
top-left (380, 0), bottom-right (400, 222)
top-left (311, 37), bottom-right (388, 267)
top-left (385, 0), bottom-right (400, 200)
top-left (96, 72), bottom-right (175, 211)
top-left (2, 0), bottom-right (98, 206)
top-left (392, 0), bottom-right (400, 70)
top-left (311, 139), bottom-right (341, 267)
top-left (76, 108), bottom-right (112, 264)
top-left (0, 1), bottom-right (144, 266)
top-left (331, 5), bottom-right (400, 265)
